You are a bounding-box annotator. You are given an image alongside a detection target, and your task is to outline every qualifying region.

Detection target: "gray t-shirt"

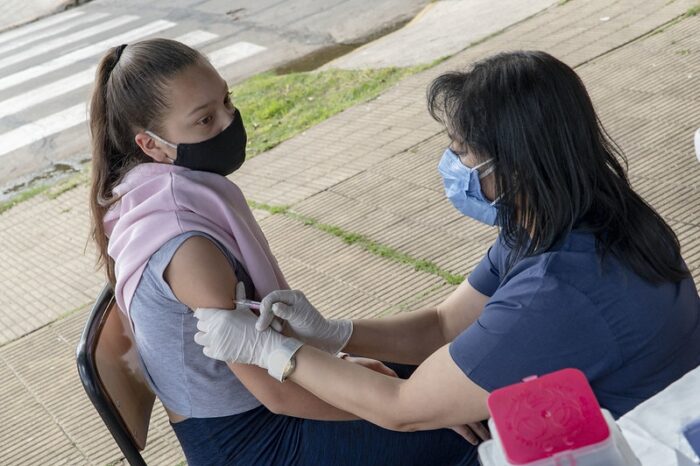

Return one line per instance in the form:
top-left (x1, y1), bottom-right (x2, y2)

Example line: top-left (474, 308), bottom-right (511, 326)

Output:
top-left (130, 231), bottom-right (261, 418)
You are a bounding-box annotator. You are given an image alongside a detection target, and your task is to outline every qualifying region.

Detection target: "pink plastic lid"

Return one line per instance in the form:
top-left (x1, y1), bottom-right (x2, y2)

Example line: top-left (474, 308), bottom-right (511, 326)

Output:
top-left (487, 368), bottom-right (609, 465)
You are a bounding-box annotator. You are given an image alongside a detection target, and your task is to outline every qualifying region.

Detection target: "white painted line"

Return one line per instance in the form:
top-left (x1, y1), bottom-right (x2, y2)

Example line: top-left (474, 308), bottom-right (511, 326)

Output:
top-left (0, 67), bottom-right (95, 120)
top-left (0, 20), bottom-right (175, 92)
top-left (175, 30), bottom-right (219, 49)
top-left (209, 42), bottom-right (266, 68)
top-left (0, 15), bottom-right (139, 72)
top-left (0, 13), bottom-right (111, 57)
top-left (0, 38), bottom-right (263, 158)
top-left (0, 11), bottom-right (84, 46)
top-left (0, 103), bottom-right (86, 157)
top-left (0, 30), bottom-right (218, 121)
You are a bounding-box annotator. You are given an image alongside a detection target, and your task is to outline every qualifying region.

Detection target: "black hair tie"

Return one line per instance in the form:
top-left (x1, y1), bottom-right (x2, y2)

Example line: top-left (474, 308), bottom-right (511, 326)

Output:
top-left (114, 44), bottom-right (127, 63)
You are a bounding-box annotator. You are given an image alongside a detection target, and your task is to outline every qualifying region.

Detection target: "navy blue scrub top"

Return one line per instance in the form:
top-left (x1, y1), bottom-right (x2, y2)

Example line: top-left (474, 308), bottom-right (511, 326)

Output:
top-left (449, 230), bottom-right (700, 418)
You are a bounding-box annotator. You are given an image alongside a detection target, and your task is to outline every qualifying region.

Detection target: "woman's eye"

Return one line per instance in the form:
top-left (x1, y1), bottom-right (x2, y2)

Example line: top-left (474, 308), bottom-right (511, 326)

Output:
top-left (198, 115), bottom-right (213, 125)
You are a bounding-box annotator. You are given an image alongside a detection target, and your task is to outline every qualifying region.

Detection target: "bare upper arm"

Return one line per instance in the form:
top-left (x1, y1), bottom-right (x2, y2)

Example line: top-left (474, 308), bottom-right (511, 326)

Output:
top-left (164, 235), bottom-right (239, 310)
top-left (435, 277), bottom-right (489, 342)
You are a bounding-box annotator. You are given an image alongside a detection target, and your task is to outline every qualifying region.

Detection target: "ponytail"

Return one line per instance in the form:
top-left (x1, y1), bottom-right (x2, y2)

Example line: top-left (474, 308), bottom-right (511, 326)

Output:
top-left (88, 39), bottom-right (203, 286)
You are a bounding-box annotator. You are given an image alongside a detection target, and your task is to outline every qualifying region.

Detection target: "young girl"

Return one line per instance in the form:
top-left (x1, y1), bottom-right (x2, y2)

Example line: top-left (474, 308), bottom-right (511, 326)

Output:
top-left (89, 38), bottom-right (478, 466)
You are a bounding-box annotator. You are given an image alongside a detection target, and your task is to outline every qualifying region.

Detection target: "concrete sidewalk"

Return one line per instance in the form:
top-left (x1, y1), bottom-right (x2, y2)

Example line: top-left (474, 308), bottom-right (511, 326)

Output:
top-left (1, 0), bottom-right (699, 464)
top-left (0, 0), bottom-right (76, 34)
top-left (325, 0), bottom-right (559, 69)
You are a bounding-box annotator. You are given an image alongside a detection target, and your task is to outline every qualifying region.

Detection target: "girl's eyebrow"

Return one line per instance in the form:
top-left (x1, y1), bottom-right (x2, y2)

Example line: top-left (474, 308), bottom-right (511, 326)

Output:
top-left (187, 101), bottom-right (213, 117)
top-left (186, 81), bottom-right (230, 117)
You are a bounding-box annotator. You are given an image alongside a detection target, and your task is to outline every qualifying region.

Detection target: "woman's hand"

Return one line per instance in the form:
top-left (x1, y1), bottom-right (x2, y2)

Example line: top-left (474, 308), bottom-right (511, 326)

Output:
top-left (194, 298), bottom-right (303, 381)
top-left (343, 356), bottom-right (398, 378)
top-left (257, 290), bottom-right (352, 354)
top-left (449, 422), bottom-right (491, 445)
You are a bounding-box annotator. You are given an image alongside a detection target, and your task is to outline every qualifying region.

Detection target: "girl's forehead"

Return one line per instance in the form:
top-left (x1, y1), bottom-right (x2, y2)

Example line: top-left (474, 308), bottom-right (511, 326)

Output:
top-left (167, 62), bottom-right (225, 110)
top-left (171, 62), bottom-right (221, 92)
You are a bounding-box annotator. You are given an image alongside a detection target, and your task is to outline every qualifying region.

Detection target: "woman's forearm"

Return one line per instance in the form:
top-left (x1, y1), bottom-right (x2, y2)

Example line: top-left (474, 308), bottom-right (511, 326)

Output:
top-left (344, 307), bottom-right (446, 364)
top-left (230, 363), bottom-right (357, 421)
top-left (288, 345), bottom-right (490, 432)
top-left (289, 345), bottom-right (411, 430)
top-left (271, 380), bottom-right (359, 421)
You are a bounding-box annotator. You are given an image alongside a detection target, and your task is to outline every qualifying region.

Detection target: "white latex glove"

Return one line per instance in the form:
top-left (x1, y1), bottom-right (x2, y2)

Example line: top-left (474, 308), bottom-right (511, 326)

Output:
top-left (256, 289), bottom-right (352, 354)
top-left (194, 285), bottom-right (302, 381)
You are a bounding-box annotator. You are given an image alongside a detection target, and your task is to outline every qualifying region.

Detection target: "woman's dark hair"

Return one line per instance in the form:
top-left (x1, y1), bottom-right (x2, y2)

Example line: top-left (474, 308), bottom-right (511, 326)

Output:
top-left (89, 38), bottom-right (203, 286)
top-left (427, 50), bottom-right (689, 284)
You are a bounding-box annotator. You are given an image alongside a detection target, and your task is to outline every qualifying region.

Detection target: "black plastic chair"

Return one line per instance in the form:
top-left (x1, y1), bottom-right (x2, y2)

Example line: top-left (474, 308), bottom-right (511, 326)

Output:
top-left (76, 284), bottom-right (155, 466)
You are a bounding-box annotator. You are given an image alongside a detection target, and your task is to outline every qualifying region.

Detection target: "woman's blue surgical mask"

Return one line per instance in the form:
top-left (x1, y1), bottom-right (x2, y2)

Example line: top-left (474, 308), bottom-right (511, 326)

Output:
top-left (438, 148), bottom-right (499, 226)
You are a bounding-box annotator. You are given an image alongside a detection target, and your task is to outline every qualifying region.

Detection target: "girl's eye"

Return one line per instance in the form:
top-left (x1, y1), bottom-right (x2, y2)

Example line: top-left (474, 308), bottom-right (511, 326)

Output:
top-left (198, 115), bottom-right (213, 125)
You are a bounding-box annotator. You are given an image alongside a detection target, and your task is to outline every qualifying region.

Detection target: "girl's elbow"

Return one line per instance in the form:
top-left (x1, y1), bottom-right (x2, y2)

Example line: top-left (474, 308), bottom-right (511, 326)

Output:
top-left (378, 413), bottom-right (422, 432)
top-left (255, 390), bottom-right (288, 415)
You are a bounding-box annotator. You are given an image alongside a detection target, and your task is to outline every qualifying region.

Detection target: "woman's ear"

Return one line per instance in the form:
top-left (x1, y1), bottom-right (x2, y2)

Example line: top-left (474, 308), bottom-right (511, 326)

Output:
top-left (134, 132), bottom-right (174, 163)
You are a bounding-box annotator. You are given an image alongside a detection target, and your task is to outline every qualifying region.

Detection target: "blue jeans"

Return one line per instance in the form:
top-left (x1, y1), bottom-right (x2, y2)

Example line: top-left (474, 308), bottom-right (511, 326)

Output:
top-left (171, 363), bottom-right (479, 466)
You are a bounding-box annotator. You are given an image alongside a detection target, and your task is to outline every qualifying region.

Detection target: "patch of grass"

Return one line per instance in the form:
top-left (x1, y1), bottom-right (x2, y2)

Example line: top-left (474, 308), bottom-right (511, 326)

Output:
top-left (104, 459), bottom-right (124, 466)
top-left (676, 48), bottom-right (692, 55)
top-left (685, 4), bottom-right (700, 16)
top-left (0, 163), bottom-right (89, 214)
top-left (230, 65), bottom-right (428, 157)
top-left (251, 200), bottom-right (465, 285)
top-left (247, 199), bottom-right (291, 215)
top-left (0, 183), bottom-right (51, 215)
top-left (47, 169), bottom-right (89, 199)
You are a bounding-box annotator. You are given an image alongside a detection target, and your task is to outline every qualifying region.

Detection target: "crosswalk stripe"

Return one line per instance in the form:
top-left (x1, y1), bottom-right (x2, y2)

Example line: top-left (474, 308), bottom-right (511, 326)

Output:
top-left (0, 15), bottom-right (139, 72)
top-left (0, 13), bottom-right (110, 57)
top-left (0, 11), bottom-right (84, 46)
top-left (174, 30), bottom-right (219, 49)
top-left (0, 30), bottom-right (219, 121)
top-left (0, 40), bottom-right (265, 158)
top-left (0, 103), bottom-right (86, 157)
top-left (0, 67), bottom-right (96, 120)
top-left (208, 42), bottom-right (266, 68)
top-left (0, 20), bottom-right (175, 92)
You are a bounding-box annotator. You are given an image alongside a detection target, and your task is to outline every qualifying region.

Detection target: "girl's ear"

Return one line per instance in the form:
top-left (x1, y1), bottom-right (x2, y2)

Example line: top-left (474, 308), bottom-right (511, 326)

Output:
top-left (135, 132), bottom-right (173, 163)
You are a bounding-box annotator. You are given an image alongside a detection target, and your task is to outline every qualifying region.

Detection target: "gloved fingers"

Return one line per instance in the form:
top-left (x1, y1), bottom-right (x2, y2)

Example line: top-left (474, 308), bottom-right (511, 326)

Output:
top-left (271, 302), bottom-right (295, 320)
top-left (234, 281), bottom-right (247, 303)
top-left (194, 308), bottom-right (226, 332)
top-left (260, 290), bottom-right (291, 315)
top-left (258, 290), bottom-right (296, 331)
top-left (203, 346), bottom-right (221, 361)
top-left (194, 330), bottom-right (210, 347)
top-left (194, 307), bottom-right (227, 321)
top-left (255, 305), bottom-right (277, 332)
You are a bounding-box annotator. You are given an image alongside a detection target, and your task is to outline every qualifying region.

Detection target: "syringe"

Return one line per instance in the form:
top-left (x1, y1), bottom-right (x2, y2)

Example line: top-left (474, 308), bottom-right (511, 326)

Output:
top-left (234, 299), bottom-right (284, 332)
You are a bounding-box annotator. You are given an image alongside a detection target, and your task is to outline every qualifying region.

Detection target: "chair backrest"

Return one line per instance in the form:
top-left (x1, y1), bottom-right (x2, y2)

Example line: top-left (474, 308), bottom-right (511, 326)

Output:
top-left (76, 284), bottom-right (155, 466)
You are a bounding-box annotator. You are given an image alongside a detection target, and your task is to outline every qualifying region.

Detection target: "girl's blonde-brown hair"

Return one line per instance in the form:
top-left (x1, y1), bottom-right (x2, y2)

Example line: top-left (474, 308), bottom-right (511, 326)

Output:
top-left (89, 38), bottom-right (203, 286)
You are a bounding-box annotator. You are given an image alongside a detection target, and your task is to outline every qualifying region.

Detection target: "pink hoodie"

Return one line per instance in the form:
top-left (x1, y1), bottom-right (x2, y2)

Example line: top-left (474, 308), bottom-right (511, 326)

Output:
top-left (103, 163), bottom-right (288, 317)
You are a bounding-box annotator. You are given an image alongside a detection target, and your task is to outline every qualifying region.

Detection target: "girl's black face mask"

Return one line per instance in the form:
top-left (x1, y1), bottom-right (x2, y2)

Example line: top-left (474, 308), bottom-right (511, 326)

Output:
top-left (147, 108), bottom-right (247, 176)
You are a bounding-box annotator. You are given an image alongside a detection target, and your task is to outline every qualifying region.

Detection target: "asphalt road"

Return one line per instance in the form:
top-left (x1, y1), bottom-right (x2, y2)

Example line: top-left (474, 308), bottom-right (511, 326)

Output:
top-left (0, 0), bottom-right (429, 196)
